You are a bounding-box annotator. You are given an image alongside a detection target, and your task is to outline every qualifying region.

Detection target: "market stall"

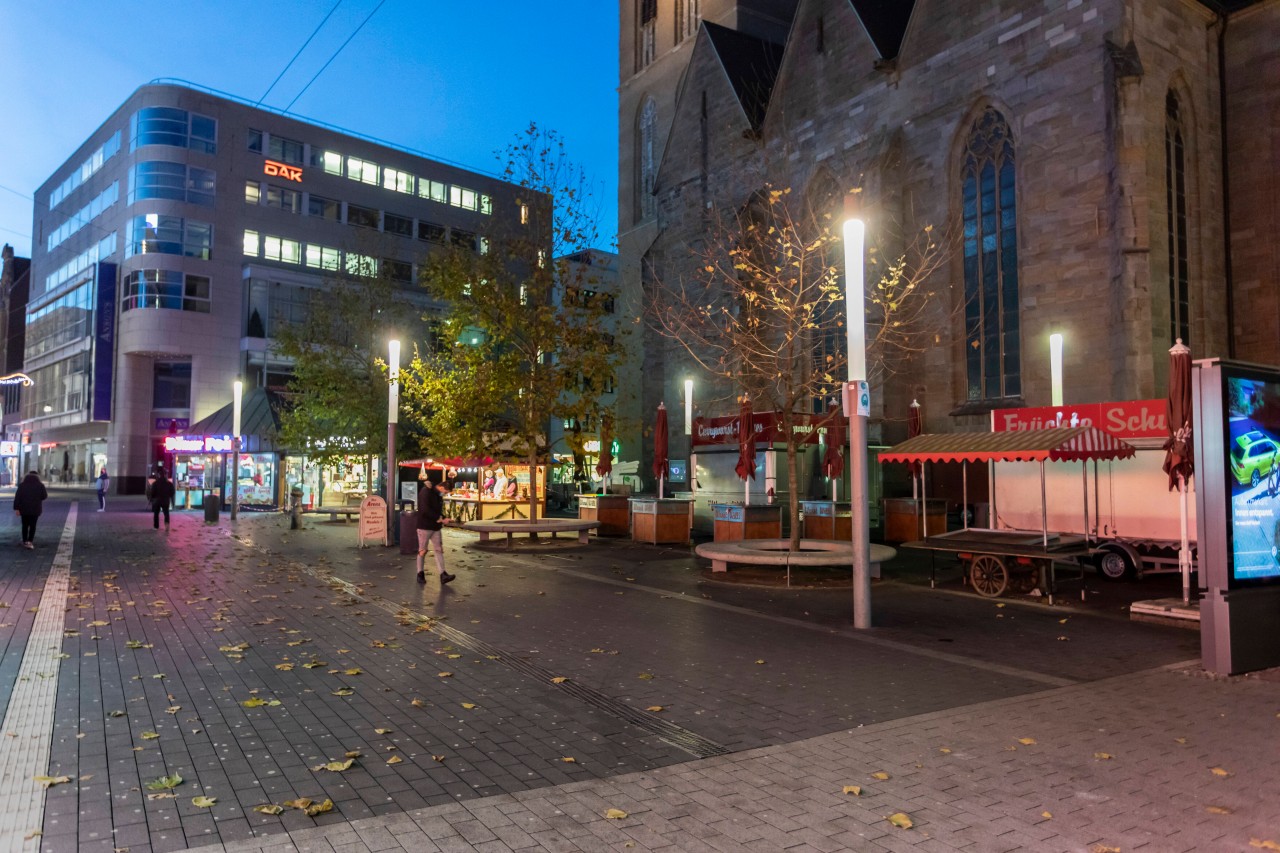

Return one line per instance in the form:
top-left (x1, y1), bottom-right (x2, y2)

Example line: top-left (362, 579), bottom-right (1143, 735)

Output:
top-left (402, 458), bottom-right (551, 522)
top-left (879, 426), bottom-right (1137, 603)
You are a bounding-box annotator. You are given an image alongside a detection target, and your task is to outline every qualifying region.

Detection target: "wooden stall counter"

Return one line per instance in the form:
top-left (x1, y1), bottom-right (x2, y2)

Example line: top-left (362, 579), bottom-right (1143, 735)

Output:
top-left (578, 494), bottom-right (631, 536)
top-left (711, 503), bottom-right (783, 542)
top-left (629, 498), bottom-right (693, 545)
top-left (800, 501), bottom-right (852, 540)
top-left (444, 496), bottom-right (548, 523)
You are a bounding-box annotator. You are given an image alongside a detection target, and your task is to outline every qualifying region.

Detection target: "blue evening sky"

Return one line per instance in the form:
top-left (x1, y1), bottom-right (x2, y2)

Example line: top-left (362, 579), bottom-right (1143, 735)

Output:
top-left (0, 0), bottom-right (619, 257)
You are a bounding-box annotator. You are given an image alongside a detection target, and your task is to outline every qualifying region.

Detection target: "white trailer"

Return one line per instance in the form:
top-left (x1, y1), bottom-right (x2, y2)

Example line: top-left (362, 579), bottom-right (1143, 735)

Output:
top-left (990, 402), bottom-right (1195, 580)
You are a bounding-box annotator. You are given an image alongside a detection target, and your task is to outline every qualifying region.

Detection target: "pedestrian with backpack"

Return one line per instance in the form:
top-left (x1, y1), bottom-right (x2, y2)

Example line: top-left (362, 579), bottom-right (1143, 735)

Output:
top-left (150, 469), bottom-right (175, 530)
top-left (13, 471), bottom-right (47, 549)
top-left (96, 467), bottom-right (110, 511)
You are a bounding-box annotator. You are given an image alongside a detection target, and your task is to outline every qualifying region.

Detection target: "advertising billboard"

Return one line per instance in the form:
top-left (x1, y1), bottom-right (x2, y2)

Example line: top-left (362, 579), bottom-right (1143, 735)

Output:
top-left (1223, 364), bottom-right (1280, 586)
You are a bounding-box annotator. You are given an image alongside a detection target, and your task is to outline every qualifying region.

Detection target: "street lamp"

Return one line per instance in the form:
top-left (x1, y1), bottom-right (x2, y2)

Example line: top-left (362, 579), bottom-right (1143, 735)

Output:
top-left (386, 339), bottom-right (400, 543)
top-left (843, 212), bottom-right (871, 630)
top-left (683, 378), bottom-right (693, 436)
top-left (231, 379), bottom-right (242, 521)
top-left (1049, 333), bottom-right (1064, 407)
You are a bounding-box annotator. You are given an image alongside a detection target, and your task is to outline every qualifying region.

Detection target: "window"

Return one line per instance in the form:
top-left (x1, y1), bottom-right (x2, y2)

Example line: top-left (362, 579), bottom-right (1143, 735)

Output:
top-left (126, 214), bottom-right (213, 260)
top-left (308, 194), bottom-right (340, 221)
top-left (479, 237), bottom-right (490, 255)
top-left (153, 362), bottom-right (193, 408)
top-left (419, 179), bottom-right (447, 203)
top-left (265, 184), bottom-right (302, 213)
top-left (262, 235), bottom-right (302, 264)
top-left (451, 229), bottom-right (477, 251)
top-left (49, 131), bottom-right (121, 210)
top-left (450, 186), bottom-right (478, 210)
top-left (268, 134), bottom-right (304, 165)
top-left (305, 244), bottom-right (341, 271)
top-left (25, 283), bottom-right (93, 360)
top-left (480, 194), bottom-right (492, 215)
top-left (243, 230), bottom-right (260, 256)
top-left (638, 99), bottom-right (657, 220)
top-left (384, 212), bottom-right (413, 237)
top-left (247, 129), bottom-right (263, 153)
top-left (123, 272), bottom-right (211, 314)
top-left (47, 182), bottom-right (119, 251)
top-left (520, 203), bottom-right (529, 224)
top-left (961, 107), bottom-right (1020, 401)
top-left (639, 0), bottom-right (657, 68)
top-left (418, 221), bottom-right (446, 243)
top-left (43, 234), bottom-right (116, 295)
top-left (347, 203), bottom-right (379, 229)
top-left (131, 107), bottom-right (216, 153)
top-left (346, 156), bottom-right (378, 185)
top-left (676, 0), bottom-right (699, 41)
top-left (384, 259), bottom-right (412, 283)
top-left (1166, 91), bottom-right (1190, 347)
top-left (245, 181), bottom-right (261, 205)
top-left (23, 353), bottom-right (90, 419)
top-left (311, 149), bottom-right (343, 175)
top-left (383, 168), bottom-right (414, 194)
top-left (128, 162), bottom-right (215, 206)
top-left (345, 253), bottom-right (378, 277)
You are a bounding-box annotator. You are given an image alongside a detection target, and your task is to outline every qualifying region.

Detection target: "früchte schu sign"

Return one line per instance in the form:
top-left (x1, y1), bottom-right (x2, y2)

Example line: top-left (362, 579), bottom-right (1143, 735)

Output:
top-left (691, 411), bottom-right (847, 449)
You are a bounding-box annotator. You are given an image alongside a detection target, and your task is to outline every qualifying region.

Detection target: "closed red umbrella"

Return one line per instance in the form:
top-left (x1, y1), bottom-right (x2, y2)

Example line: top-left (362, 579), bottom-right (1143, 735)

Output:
top-left (652, 403), bottom-right (669, 498)
top-left (822, 405), bottom-right (845, 479)
top-left (734, 395), bottom-right (756, 482)
top-left (908, 399), bottom-right (922, 481)
top-left (1161, 339), bottom-right (1194, 604)
top-left (596, 415), bottom-right (614, 480)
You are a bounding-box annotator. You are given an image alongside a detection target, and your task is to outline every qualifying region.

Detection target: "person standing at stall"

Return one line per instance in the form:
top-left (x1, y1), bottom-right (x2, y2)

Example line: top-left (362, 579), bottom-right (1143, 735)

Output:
top-left (415, 479), bottom-right (456, 585)
top-left (151, 469), bottom-right (175, 530)
top-left (13, 471), bottom-right (47, 549)
top-left (96, 467), bottom-right (110, 511)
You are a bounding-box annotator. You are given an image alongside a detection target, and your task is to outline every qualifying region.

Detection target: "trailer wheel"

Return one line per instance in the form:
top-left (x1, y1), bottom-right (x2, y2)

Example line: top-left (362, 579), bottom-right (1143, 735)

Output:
top-left (1095, 549), bottom-right (1134, 581)
top-left (969, 555), bottom-right (1009, 598)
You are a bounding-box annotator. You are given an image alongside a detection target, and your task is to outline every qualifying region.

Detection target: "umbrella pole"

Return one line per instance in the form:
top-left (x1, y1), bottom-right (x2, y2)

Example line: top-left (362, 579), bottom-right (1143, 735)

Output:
top-left (1082, 461), bottom-right (1090, 544)
top-left (659, 474), bottom-right (664, 500)
top-left (921, 464), bottom-right (928, 539)
top-left (1040, 460), bottom-right (1048, 548)
top-left (963, 461), bottom-right (969, 530)
top-left (1180, 474), bottom-right (1190, 605)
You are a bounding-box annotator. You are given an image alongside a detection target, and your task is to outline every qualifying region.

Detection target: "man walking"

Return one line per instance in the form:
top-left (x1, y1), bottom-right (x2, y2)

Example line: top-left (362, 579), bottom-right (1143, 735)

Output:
top-left (96, 467), bottom-right (110, 511)
top-left (415, 479), bottom-right (455, 585)
top-left (151, 469), bottom-right (175, 530)
top-left (13, 471), bottom-right (47, 549)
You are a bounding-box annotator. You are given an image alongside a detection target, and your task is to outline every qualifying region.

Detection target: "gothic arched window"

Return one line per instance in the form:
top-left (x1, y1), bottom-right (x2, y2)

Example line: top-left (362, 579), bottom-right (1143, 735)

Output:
top-left (638, 98), bottom-right (657, 220)
top-left (1166, 91), bottom-right (1190, 346)
top-left (961, 108), bottom-right (1020, 400)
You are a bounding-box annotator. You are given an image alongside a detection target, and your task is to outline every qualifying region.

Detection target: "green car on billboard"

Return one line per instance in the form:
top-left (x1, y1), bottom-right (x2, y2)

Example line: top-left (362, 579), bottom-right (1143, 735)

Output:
top-left (1230, 430), bottom-right (1280, 487)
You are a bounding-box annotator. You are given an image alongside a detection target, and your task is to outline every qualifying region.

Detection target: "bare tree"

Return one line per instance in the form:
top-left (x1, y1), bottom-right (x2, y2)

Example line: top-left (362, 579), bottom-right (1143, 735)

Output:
top-left (647, 184), bottom-right (950, 550)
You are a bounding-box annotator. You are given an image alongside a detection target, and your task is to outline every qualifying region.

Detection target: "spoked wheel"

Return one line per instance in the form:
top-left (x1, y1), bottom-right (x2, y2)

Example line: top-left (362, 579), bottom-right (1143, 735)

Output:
top-left (969, 554), bottom-right (1009, 598)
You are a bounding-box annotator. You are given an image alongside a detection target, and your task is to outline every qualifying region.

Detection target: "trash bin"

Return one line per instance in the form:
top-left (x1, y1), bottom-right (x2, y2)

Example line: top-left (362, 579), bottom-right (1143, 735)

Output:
top-left (204, 488), bottom-right (220, 524)
top-left (399, 511), bottom-right (418, 555)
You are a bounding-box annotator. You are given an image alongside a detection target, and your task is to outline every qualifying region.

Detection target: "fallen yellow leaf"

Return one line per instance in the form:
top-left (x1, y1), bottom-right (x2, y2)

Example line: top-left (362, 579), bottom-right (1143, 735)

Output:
top-left (1250, 840), bottom-right (1280, 852)
top-left (304, 799), bottom-right (334, 816)
top-left (33, 775), bottom-right (70, 789)
top-left (1042, 811), bottom-right (1053, 819)
top-left (311, 758), bottom-right (355, 772)
top-left (438, 672), bottom-right (453, 678)
top-left (1017, 737), bottom-right (1036, 745)
top-left (939, 747), bottom-right (952, 754)
top-left (605, 808), bottom-right (629, 820)
top-left (1174, 737), bottom-right (1187, 745)
top-left (755, 660), bottom-right (766, 665)
top-left (871, 771), bottom-right (890, 781)
top-left (140, 732), bottom-right (160, 741)
top-left (887, 812), bottom-right (913, 829)
top-left (842, 785), bottom-right (861, 796)
top-left (386, 755), bottom-right (403, 765)
top-left (551, 676), bottom-right (568, 684)
top-left (1095, 752), bottom-right (1114, 760)
top-left (1210, 766), bottom-right (1232, 777)
top-left (191, 795), bottom-right (216, 808)
top-left (561, 756), bottom-right (576, 763)
top-left (282, 798), bottom-right (313, 810)
top-left (646, 706), bottom-right (664, 713)
top-left (432, 754), bottom-right (445, 762)
top-left (1206, 805), bottom-right (1233, 815)
top-left (253, 804), bottom-right (284, 815)
top-left (374, 728), bottom-right (392, 735)
top-left (461, 703), bottom-right (477, 710)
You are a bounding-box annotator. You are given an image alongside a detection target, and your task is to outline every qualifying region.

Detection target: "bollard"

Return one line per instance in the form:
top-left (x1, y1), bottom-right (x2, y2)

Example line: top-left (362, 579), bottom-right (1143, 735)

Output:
top-left (290, 486), bottom-right (304, 530)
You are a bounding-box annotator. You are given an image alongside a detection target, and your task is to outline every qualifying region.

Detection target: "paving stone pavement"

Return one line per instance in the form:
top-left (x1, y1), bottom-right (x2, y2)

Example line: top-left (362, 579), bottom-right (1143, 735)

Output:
top-left (0, 499), bottom-right (1271, 852)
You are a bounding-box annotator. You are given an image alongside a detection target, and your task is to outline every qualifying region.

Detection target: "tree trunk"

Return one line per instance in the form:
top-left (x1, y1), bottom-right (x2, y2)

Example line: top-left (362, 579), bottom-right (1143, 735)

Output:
top-left (528, 445), bottom-right (539, 522)
top-left (786, 433), bottom-right (801, 552)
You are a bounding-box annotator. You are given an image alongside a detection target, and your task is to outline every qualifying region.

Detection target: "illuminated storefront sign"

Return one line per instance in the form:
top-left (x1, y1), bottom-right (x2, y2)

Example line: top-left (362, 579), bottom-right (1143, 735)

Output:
top-left (991, 399), bottom-right (1167, 439)
top-left (264, 160), bottom-right (303, 182)
top-left (164, 434), bottom-right (233, 453)
top-left (0, 372), bottom-right (33, 386)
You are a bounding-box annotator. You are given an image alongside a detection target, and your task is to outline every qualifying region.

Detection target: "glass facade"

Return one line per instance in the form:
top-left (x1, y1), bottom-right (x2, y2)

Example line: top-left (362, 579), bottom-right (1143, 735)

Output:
top-left (129, 162), bottom-right (215, 206)
top-left (122, 270), bottom-right (211, 313)
top-left (47, 182), bottom-right (119, 251)
top-left (26, 283), bottom-right (93, 359)
top-left (125, 214), bottom-right (213, 260)
top-left (131, 107), bottom-right (217, 154)
top-left (49, 131), bottom-right (121, 210)
top-left (24, 352), bottom-right (90, 419)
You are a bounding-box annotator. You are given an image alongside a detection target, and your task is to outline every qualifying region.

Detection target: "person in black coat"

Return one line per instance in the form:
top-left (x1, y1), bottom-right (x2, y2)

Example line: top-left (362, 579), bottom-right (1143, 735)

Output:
top-left (150, 470), bottom-right (175, 530)
top-left (415, 479), bottom-right (456, 585)
top-left (13, 471), bottom-right (48, 549)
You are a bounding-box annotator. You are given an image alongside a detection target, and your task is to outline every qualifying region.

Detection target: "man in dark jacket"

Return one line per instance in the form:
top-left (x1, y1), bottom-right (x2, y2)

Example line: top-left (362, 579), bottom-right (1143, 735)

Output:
top-left (13, 471), bottom-right (48, 549)
top-left (415, 479), bottom-right (456, 585)
top-left (151, 470), bottom-right (175, 530)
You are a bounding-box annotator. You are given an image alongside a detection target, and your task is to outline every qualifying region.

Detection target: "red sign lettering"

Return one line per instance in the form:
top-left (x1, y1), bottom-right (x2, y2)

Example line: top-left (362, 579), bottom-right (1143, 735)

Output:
top-left (264, 160), bottom-right (303, 182)
top-left (991, 400), bottom-right (1167, 439)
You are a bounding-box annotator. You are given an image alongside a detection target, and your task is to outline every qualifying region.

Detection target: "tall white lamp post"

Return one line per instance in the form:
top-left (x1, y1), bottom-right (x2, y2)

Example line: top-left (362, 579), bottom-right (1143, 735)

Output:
top-left (843, 213), bottom-right (871, 630)
top-left (231, 379), bottom-right (242, 521)
top-left (1050, 333), bottom-right (1064, 407)
top-left (386, 339), bottom-right (400, 543)
top-left (684, 378), bottom-right (695, 497)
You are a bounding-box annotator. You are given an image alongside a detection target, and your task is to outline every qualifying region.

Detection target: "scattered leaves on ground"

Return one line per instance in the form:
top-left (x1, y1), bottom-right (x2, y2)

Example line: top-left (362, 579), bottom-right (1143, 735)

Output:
top-left (253, 804), bottom-right (284, 815)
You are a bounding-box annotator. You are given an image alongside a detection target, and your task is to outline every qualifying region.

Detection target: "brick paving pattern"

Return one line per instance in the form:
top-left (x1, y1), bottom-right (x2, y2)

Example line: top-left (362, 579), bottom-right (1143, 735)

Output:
top-left (0, 498), bottom-right (1269, 852)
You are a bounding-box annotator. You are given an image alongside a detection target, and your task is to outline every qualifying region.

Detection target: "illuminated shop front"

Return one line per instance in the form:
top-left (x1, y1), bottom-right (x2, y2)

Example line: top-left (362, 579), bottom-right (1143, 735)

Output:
top-left (281, 454), bottom-right (381, 509)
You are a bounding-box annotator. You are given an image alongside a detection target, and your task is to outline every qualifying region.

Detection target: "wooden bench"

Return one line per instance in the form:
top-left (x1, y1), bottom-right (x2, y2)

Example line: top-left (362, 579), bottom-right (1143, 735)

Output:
top-left (303, 508), bottom-right (361, 523)
top-left (694, 538), bottom-right (896, 575)
top-left (461, 518), bottom-right (600, 548)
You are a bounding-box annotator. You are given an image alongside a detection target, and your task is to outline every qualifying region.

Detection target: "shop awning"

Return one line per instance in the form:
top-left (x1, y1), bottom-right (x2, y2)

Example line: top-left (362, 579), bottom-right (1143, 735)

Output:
top-left (878, 426), bottom-right (1137, 464)
top-left (187, 388), bottom-right (284, 451)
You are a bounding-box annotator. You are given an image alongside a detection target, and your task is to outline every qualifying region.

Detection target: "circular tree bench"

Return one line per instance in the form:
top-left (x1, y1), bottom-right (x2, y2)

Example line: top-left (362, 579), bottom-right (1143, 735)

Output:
top-left (695, 538), bottom-right (897, 576)
top-left (460, 518), bottom-right (600, 548)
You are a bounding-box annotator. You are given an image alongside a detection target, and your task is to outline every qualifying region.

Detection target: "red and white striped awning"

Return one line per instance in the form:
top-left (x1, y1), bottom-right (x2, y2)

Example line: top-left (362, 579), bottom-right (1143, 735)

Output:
top-left (878, 426), bottom-right (1138, 465)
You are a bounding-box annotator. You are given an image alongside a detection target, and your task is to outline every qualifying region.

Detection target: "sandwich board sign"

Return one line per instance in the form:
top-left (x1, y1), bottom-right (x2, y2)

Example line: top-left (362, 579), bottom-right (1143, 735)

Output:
top-left (358, 495), bottom-right (388, 548)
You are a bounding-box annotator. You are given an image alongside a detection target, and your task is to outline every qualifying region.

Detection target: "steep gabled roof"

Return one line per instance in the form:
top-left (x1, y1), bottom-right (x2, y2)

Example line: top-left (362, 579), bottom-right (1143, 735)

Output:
top-left (703, 22), bottom-right (785, 131)
top-left (849, 0), bottom-right (916, 60)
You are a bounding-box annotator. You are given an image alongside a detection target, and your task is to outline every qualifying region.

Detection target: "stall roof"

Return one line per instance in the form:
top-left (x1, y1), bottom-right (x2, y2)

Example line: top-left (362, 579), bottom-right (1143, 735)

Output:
top-left (878, 426), bottom-right (1137, 464)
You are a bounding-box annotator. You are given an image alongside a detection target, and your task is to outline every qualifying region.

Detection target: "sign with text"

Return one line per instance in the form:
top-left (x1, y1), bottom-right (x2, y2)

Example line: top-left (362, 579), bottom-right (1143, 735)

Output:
top-left (163, 434), bottom-right (233, 454)
top-left (0, 441), bottom-right (17, 457)
top-left (991, 399), bottom-right (1167, 440)
top-left (155, 418), bottom-right (190, 432)
top-left (358, 495), bottom-right (388, 548)
top-left (692, 410), bottom-right (846, 449)
top-left (264, 160), bottom-right (303, 182)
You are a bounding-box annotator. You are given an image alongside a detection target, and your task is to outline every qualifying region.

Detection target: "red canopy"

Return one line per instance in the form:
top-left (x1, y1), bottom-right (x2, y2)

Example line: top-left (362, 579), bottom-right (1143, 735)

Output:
top-left (734, 397), bottom-right (756, 481)
top-left (879, 426), bottom-right (1137, 464)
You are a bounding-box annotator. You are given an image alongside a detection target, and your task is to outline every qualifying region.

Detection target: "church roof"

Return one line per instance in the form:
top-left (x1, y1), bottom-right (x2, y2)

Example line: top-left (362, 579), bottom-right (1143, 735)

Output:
top-left (703, 22), bottom-right (785, 131)
top-left (849, 0), bottom-right (916, 60)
